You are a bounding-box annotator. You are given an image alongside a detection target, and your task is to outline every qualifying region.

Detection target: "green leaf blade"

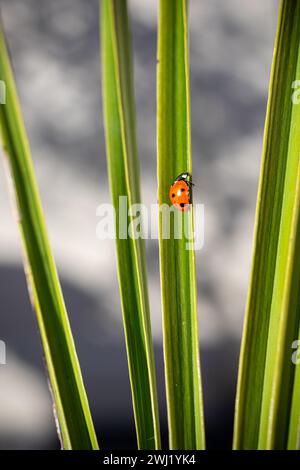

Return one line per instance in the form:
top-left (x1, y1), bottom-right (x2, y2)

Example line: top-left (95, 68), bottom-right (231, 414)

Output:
top-left (157, 0), bottom-right (205, 450)
top-left (0, 23), bottom-right (99, 450)
top-left (234, 0), bottom-right (300, 450)
top-left (101, 0), bottom-right (161, 450)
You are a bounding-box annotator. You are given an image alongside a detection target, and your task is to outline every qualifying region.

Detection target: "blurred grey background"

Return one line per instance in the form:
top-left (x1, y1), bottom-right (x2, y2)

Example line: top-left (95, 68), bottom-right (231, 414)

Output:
top-left (0, 0), bottom-right (277, 449)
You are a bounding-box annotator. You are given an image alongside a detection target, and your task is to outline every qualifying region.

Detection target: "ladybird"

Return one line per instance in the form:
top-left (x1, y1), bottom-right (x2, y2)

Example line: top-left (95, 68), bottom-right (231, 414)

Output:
top-left (169, 172), bottom-right (193, 211)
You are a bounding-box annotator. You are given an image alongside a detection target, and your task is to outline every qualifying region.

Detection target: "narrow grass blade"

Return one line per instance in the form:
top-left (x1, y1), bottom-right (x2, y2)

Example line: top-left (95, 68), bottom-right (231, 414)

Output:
top-left (288, 329), bottom-right (300, 449)
top-left (157, 0), bottom-right (205, 450)
top-left (0, 23), bottom-right (99, 450)
top-left (234, 0), bottom-right (300, 450)
top-left (101, 0), bottom-right (161, 450)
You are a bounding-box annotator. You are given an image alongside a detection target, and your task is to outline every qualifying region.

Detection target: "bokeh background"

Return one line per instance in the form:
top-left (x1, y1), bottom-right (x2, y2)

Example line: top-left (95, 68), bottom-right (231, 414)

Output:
top-left (0, 0), bottom-right (278, 449)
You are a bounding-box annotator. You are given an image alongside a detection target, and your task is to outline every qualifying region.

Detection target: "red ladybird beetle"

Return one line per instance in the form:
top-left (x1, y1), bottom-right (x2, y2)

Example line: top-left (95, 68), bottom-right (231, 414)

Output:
top-left (169, 172), bottom-right (193, 211)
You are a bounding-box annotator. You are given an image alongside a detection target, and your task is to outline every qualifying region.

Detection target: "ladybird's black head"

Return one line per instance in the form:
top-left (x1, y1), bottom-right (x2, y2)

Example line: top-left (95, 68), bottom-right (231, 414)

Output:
top-left (175, 172), bottom-right (194, 187)
top-left (176, 172), bottom-right (191, 181)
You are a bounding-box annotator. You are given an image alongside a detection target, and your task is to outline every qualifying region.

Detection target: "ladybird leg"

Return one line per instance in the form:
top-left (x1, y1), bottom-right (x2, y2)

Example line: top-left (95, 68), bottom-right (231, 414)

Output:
top-left (187, 181), bottom-right (193, 204)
